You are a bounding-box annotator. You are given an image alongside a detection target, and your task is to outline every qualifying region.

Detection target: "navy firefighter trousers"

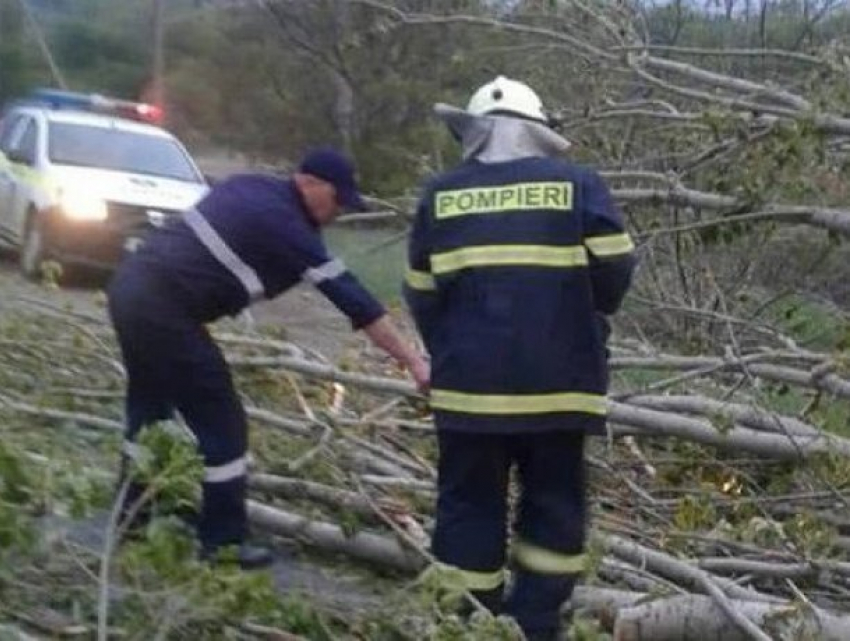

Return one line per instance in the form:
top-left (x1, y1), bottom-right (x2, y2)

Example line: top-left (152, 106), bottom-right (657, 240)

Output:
top-left (107, 265), bottom-right (248, 549)
top-left (432, 429), bottom-right (587, 638)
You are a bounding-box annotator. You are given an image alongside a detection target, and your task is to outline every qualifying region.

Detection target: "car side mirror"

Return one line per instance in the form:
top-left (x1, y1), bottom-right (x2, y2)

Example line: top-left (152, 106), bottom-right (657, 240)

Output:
top-left (6, 147), bottom-right (34, 166)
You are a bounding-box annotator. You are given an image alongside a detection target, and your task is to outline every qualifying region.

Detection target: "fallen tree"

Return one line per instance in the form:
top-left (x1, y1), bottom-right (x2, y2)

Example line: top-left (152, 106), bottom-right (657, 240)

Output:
top-left (3, 291), bottom-right (850, 638)
top-left (3, 8), bottom-right (850, 634)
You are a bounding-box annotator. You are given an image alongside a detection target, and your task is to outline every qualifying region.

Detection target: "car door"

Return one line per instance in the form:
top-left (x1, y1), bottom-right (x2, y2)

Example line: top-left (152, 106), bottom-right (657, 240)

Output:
top-left (4, 118), bottom-right (40, 245)
top-left (0, 114), bottom-right (25, 246)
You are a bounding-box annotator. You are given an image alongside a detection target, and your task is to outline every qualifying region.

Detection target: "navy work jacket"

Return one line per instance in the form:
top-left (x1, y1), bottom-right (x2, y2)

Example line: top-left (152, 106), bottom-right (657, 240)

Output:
top-left (404, 157), bottom-right (635, 433)
top-left (127, 174), bottom-right (385, 327)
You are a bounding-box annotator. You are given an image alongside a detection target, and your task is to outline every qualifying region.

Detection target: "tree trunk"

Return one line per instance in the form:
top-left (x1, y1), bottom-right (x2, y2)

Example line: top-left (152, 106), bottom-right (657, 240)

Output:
top-left (247, 500), bottom-right (423, 573)
top-left (613, 594), bottom-right (850, 641)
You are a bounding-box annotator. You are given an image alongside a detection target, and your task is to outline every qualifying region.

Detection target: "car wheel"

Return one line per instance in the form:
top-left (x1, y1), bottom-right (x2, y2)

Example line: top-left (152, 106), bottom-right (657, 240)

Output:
top-left (19, 213), bottom-right (49, 280)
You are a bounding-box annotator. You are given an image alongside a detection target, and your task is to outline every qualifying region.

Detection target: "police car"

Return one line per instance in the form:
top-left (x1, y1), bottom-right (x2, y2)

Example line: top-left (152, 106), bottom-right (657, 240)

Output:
top-left (0, 89), bottom-right (208, 277)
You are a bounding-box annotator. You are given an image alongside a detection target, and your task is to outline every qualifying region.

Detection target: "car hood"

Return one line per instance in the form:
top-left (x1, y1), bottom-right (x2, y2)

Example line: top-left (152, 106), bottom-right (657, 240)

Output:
top-left (50, 165), bottom-right (208, 211)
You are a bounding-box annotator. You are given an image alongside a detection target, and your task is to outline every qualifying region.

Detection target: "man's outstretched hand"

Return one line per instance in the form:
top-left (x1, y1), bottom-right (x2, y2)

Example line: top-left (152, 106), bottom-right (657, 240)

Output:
top-left (408, 354), bottom-right (431, 395)
top-left (361, 314), bottom-right (430, 395)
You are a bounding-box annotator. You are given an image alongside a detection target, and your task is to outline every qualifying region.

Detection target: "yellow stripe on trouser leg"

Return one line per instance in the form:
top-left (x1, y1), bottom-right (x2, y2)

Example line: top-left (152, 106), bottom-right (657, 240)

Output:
top-left (434, 562), bottom-right (505, 591)
top-left (513, 539), bottom-right (586, 574)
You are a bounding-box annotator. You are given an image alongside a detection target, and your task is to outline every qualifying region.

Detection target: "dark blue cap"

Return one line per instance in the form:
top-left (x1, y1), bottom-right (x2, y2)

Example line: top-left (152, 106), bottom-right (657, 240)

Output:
top-left (299, 147), bottom-right (367, 212)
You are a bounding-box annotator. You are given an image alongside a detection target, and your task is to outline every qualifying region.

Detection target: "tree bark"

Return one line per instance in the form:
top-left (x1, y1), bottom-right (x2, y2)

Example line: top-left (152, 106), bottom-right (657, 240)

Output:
top-left (247, 500), bottom-right (423, 573)
top-left (613, 594), bottom-right (850, 641)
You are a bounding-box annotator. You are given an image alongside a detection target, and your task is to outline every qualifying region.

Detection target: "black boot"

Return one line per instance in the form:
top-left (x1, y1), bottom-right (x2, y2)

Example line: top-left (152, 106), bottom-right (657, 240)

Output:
top-left (523, 630), bottom-right (565, 641)
top-left (197, 477), bottom-right (272, 569)
top-left (470, 585), bottom-right (504, 616)
top-left (504, 571), bottom-right (575, 641)
top-left (200, 543), bottom-right (274, 570)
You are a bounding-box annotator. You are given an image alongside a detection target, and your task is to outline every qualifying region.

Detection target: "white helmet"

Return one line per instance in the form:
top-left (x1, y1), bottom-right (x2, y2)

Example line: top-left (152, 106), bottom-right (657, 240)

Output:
top-left (466, 75), bottom-right (547, 123)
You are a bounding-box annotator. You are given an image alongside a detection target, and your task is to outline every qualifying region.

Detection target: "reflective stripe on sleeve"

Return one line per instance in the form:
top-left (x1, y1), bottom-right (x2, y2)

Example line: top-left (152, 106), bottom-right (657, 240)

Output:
top-left (405, 267), bottom-right (436, 291)
top-left (435, 562), bottom-right (505, 591)
top-left (513, 539), bottom-right (586, 575)
top-left (430, 389), bottom-right (606, 415)
top-left (204, 455), bottom-right (248, 483)
top-left (183, 208), bottom-right (265, 301)
top-left (431, 244), bottom-right (587, 274)
top-left (585, 233), bottom-right (635, 257)
top-left (303, 258), bottom-right (347, 285)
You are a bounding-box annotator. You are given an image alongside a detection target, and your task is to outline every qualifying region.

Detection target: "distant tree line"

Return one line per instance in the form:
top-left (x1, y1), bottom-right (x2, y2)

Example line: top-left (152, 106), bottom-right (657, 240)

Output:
top-left (1, 0), bottom-right (848, 192)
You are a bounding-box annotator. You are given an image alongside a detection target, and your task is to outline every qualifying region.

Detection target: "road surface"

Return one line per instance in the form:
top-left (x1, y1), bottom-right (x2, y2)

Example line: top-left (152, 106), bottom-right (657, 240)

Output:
top-left (0, 254), bottom-right (370, 363)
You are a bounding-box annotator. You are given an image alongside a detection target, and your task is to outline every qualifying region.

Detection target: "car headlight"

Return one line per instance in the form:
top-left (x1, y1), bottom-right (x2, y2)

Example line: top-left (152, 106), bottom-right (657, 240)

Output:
top-left (59, 190), bottom-right (108, 221)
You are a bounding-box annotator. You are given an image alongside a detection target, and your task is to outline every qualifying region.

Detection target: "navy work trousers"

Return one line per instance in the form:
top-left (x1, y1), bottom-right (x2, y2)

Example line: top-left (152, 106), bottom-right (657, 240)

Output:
top-left (432, 429), bottom-right (587, 638)
top-left (107, 265), bottom-right (248, 549)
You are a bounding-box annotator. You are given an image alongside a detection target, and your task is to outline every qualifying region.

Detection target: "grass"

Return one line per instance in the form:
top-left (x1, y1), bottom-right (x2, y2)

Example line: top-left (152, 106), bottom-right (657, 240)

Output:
top-left (325, 224), bottom-right (407, 304)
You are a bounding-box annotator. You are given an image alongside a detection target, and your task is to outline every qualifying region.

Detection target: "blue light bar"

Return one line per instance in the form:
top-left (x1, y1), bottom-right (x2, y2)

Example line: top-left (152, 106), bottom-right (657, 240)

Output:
top-left (29, 88), bottom-right (95, 110)
top-left (21, 87), bottom-right (164, 124)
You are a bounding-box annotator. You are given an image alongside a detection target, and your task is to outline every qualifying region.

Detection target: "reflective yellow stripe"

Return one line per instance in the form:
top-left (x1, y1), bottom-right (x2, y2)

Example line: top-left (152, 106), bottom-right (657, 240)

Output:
top-left (435, 562), bottom-right (505, 591)
top-left (514, 540), bottom-right (586, 574)
top-left (431, 245), bottom-right (587, 274)
top-left (430, 389), bottom-right (606, 415)
top-left (405, 267), bottom-right (436, 291)
top-left (435, 182), bottom-right (573, 218)
top-left (585, 233), bottom-right (634, 257)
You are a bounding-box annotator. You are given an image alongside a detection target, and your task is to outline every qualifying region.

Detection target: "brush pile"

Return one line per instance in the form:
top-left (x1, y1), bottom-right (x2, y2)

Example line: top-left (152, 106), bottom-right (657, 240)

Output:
top-left (2, 289), bottom-right (850, 640)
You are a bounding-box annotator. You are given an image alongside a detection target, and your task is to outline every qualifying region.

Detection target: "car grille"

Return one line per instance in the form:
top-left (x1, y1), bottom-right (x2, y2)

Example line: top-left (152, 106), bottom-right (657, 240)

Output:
top-left (107, 202), bottom-right (183, 234)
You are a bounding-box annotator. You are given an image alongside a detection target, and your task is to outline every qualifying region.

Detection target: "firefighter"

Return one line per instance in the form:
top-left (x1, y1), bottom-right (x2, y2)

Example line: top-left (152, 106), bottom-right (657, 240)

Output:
top-left (404, 77), bottom-right (635, 640)
top-left (108, 147), bottom-right (429, 569)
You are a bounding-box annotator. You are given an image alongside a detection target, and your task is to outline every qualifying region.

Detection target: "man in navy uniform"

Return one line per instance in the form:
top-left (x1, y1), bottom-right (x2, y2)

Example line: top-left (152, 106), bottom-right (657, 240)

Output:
top-left (109, 147), bottom-right (429, 568)
top-left (404, 78), bottom-right (635, 639)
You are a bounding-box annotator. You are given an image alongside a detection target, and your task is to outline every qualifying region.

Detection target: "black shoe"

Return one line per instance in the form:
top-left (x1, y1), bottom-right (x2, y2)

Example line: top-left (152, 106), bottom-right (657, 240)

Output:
top-left (200, 543), bottom-right (274, 570)
top-left (120, 506), bottom-right (198, 542)
top-left (524, 631), bottom-right (564, 641)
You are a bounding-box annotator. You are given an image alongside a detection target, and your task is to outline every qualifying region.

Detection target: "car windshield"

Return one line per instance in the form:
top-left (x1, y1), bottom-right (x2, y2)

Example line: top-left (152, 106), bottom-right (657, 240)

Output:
top-left (48, 122), bottom-right (201, 182)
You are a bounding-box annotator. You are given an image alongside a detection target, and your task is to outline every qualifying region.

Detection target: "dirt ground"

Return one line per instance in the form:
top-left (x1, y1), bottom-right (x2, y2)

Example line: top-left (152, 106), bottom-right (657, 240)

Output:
top-left (0, 256), bottom-right (376, 364)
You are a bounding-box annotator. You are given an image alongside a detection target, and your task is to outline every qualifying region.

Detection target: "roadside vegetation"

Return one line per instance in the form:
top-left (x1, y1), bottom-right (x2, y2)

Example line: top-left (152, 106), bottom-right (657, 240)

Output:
top-left (2, 0), bottom-right (850, 638)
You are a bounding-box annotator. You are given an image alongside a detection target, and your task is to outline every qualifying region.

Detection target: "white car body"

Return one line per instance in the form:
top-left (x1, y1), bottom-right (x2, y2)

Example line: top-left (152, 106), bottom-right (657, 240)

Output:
top-left (0, 102), bottom-right (208, 275)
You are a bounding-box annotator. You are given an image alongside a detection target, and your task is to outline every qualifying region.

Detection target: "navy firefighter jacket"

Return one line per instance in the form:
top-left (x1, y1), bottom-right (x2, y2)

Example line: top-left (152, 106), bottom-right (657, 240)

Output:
top-left (126, 174), bottom-right (385, 328)
top-left (404, 157), bottom-right (635, 434)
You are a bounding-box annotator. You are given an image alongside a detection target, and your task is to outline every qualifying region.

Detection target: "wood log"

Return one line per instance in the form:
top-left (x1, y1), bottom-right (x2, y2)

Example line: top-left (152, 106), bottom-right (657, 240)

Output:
top-left (247, 500), bottom-right (423, 573)
top-left (625, 394), bottom-right (819, 436)
top-left (570, 586), bottom-right (648, 630)
top-left (613, 594), bottom-right (850, 641)
top-left (608, 402), bottom-right (850, 459)
top-left (249, 474), bottom-right (376, 518)
top-left (245, 406), bottom-right (313, 436)
top-left (0, 394), bottom-right (122, 432)
top-left (698, 556), bottom-right (850, 580)
top-left (600, 534), bottom-right (783, 604)
top-left (610, 355), bottom-right (850, 400)
top-left (230, 356), bottom-right (418, 397)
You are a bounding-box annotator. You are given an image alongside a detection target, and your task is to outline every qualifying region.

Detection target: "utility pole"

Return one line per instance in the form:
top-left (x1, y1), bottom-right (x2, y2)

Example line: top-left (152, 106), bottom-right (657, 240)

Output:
top-left (150, 0), bottom-right (165, 107)
top-left (18, 0), bottom-right (67, 89)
